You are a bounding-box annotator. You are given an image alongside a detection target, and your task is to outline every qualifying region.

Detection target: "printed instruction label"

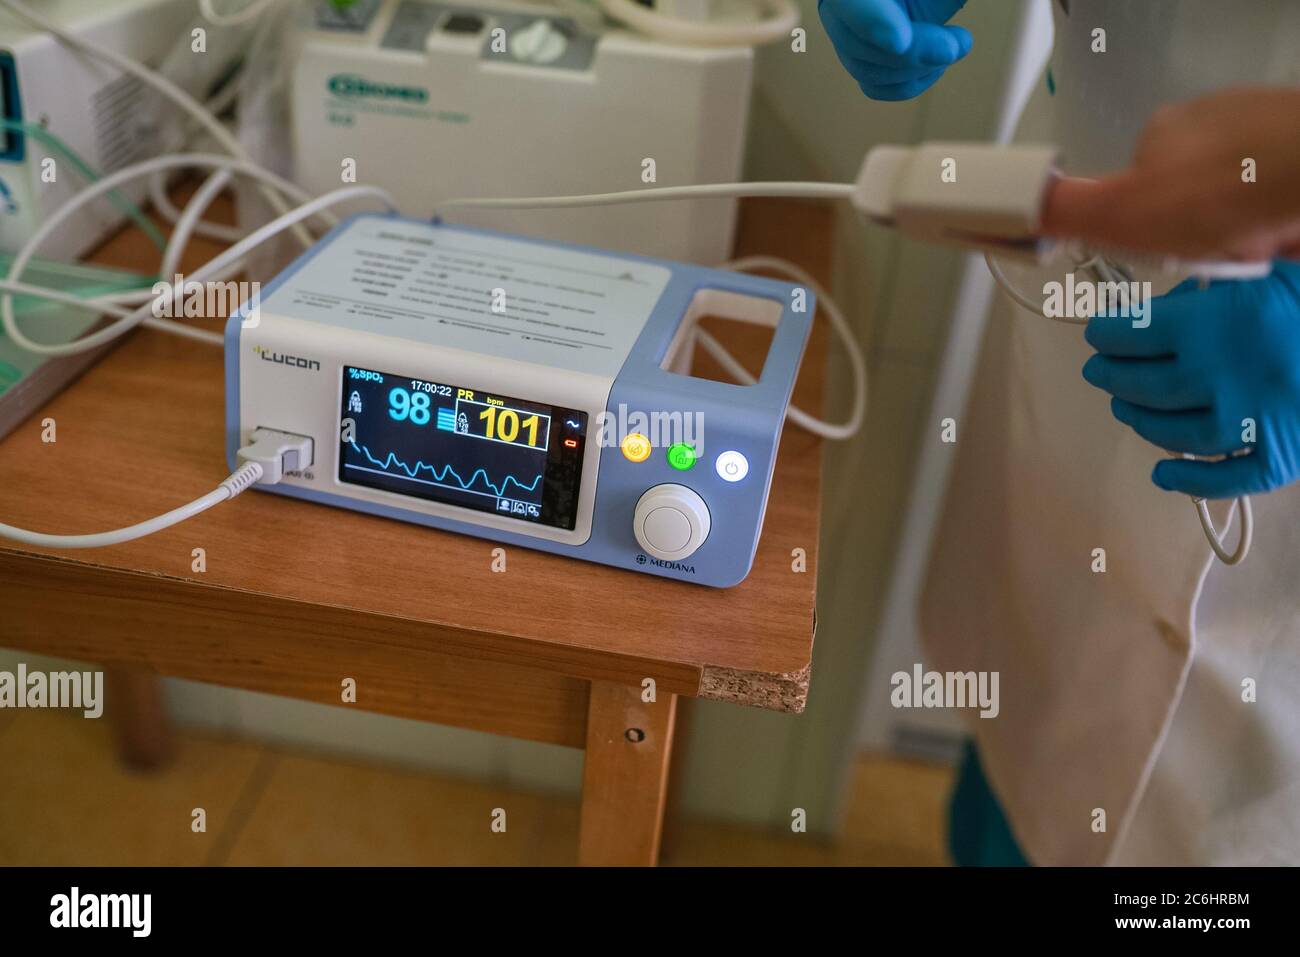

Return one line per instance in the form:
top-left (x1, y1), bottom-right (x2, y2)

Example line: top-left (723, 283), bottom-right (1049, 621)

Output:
top-left (262, 216), bottom-right (672, 378)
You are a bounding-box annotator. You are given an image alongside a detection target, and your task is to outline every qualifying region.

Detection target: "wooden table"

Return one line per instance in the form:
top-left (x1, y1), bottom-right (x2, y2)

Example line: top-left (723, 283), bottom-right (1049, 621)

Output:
top-left (0, 196), bottom-right (828, 865)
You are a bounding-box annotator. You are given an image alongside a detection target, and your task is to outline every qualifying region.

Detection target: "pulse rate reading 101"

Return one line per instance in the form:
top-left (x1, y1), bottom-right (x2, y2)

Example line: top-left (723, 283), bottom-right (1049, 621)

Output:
top-left (338, 366), bottom-right (587, 530)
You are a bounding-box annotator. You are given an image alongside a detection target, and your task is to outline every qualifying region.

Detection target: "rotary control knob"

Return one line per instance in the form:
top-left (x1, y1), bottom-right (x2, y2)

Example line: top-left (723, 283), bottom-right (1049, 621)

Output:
top-left (633, 484), bottom-right (711, 561)
top-left (509, 18), bottom-right (569, 65)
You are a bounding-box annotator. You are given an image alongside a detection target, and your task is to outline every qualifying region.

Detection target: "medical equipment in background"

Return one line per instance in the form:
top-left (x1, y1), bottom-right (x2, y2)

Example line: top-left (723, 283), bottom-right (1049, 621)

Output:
top-left (285, 0), bottom-right (756, 262)
top-left (0, 0), bottom-right (250, 260)
top-left (0, 253), bottom-right (154, 438)
top-left (227, 213), bottom-right (812, 586)
top-left (0, 0), bottom-right (271, 446)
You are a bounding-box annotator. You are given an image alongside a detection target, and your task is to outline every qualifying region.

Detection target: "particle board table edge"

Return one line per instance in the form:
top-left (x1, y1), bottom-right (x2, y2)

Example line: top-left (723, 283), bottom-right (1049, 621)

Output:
top-left (699, 660), bottom-right (812, 714)
top-left (698, 605), bottom-right (817, 712)
top-left (1, 545), bottom-right (819, 711)
top-left (0, 548), bottom-right (705, 699)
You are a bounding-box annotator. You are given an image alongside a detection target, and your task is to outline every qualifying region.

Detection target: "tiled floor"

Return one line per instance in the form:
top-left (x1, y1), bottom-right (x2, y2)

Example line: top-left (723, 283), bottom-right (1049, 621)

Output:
top-left (0, 710), bottom-right (954, 866)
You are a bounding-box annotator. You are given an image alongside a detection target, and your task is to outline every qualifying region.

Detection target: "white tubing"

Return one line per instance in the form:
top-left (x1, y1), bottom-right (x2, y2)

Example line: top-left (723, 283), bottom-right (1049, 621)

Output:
top-left (438, 181), bottom-right (855, 213)
top-left (708, 255), bottom-right (867, 440)
top-left (985, 251), bottom-right (1255, 566)
top-left (1196, 495), bottom-right (1253, 566)
top-left (150, 169), bottom-right (246, 244)
top-left (161, 169), bottom-right (234, 282)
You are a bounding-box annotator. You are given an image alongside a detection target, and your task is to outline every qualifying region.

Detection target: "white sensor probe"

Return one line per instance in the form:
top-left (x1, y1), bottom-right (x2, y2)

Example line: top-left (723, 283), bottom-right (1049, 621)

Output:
top-left (851, 143), bottom-right (1062, 261)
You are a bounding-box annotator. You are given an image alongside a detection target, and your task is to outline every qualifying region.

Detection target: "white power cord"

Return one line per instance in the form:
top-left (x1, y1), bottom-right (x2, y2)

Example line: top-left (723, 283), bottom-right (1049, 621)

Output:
top-left (438, 182), bottom-right (855, 213)
top-left (1197, 494), bottom-right (1253, 566)
top-left (0, 278), bottom-right (227, 346)
top-left (142, 36), bottom-right (265, 244)
top-left (984, 250), bottom-right (1254, 566)
top-left (714, 256), bottom-right (867, 439)
top-left (983, 251), bottom-right (1071, 320)
top-left (149, 170), bottom-right (246, 244)
top-left (0, 427), bottom-right (314, 549)
top-left (160, 168), bottom-right (234, 282)
top-left (0, 462), bottom-right (264, 549)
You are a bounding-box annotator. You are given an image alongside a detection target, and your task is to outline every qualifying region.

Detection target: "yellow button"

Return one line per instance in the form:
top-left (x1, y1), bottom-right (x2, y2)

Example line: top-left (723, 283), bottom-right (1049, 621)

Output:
top-left (620, 432), bottom-right (652, 463)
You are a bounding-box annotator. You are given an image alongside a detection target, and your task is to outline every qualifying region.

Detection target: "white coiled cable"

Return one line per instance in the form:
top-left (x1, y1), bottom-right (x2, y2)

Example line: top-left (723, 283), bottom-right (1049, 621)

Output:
top-left (984, 251), bottom-right (1254, 566)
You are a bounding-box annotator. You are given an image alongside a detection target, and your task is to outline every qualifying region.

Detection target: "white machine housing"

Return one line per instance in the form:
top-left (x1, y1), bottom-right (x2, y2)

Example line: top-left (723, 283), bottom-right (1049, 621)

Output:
top-left (0, 0), bottom-right (208, 260)
top-left (227, 213), bottom-right (813, 587)
top-left (288, 0), bottom-right (753, 263)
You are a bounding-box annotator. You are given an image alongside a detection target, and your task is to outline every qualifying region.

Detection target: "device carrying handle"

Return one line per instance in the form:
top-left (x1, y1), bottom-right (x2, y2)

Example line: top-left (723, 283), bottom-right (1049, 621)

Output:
top-left (661, 285), bottom-right (815, 402)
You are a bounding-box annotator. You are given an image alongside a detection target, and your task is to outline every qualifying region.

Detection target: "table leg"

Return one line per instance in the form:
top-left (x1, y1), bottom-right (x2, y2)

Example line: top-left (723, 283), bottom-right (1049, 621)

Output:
top-left (659, 696), bottom-right (695, 861)
top-left (105, 668), bottom-right (173, 770)
top-left (578, 680), bottom-right (678, 866)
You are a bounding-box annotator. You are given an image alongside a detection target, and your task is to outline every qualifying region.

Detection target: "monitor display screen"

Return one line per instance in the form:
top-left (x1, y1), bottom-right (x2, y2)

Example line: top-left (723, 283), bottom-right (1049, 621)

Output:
top-left (338, 366), bottom-right (587, 530)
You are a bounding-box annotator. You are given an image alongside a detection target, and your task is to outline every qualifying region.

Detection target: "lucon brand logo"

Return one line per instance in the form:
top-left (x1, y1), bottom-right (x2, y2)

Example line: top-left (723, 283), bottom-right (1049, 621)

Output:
top-left (327, 73), bottom-right (429, 102)
top-left (253, 345), bottom-right (321, 372)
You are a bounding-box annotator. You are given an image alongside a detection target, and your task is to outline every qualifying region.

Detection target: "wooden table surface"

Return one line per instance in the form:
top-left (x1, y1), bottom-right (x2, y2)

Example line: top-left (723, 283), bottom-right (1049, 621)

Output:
top-left (0, 197), bottom-right (829, 734)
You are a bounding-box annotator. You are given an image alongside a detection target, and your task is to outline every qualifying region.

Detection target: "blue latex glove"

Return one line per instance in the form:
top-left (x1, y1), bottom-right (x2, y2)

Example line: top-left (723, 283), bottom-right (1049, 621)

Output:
top-left (817, 0), bottom-right (972, 101)
top-left (1081, 261), bottom-right (1300, 499)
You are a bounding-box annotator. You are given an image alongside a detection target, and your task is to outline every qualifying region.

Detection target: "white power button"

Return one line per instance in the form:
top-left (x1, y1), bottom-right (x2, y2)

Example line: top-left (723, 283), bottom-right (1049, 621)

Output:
top-left (633, 484), bottom-right (711, 561)
top-left (715, 450), bottom-right (749, 483)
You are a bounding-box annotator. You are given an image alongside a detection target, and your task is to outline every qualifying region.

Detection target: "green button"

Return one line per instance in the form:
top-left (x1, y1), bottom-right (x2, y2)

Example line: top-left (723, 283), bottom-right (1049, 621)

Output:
top-left (666, 443), bottom-right (697, 471)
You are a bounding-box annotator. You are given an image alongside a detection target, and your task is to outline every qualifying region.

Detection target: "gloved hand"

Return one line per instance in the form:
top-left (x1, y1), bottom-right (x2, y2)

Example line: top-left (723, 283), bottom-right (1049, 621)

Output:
top-left (1081, 261), bottom-right (1300, 499)
top-left (818, 0), bottom-right (972, 101)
